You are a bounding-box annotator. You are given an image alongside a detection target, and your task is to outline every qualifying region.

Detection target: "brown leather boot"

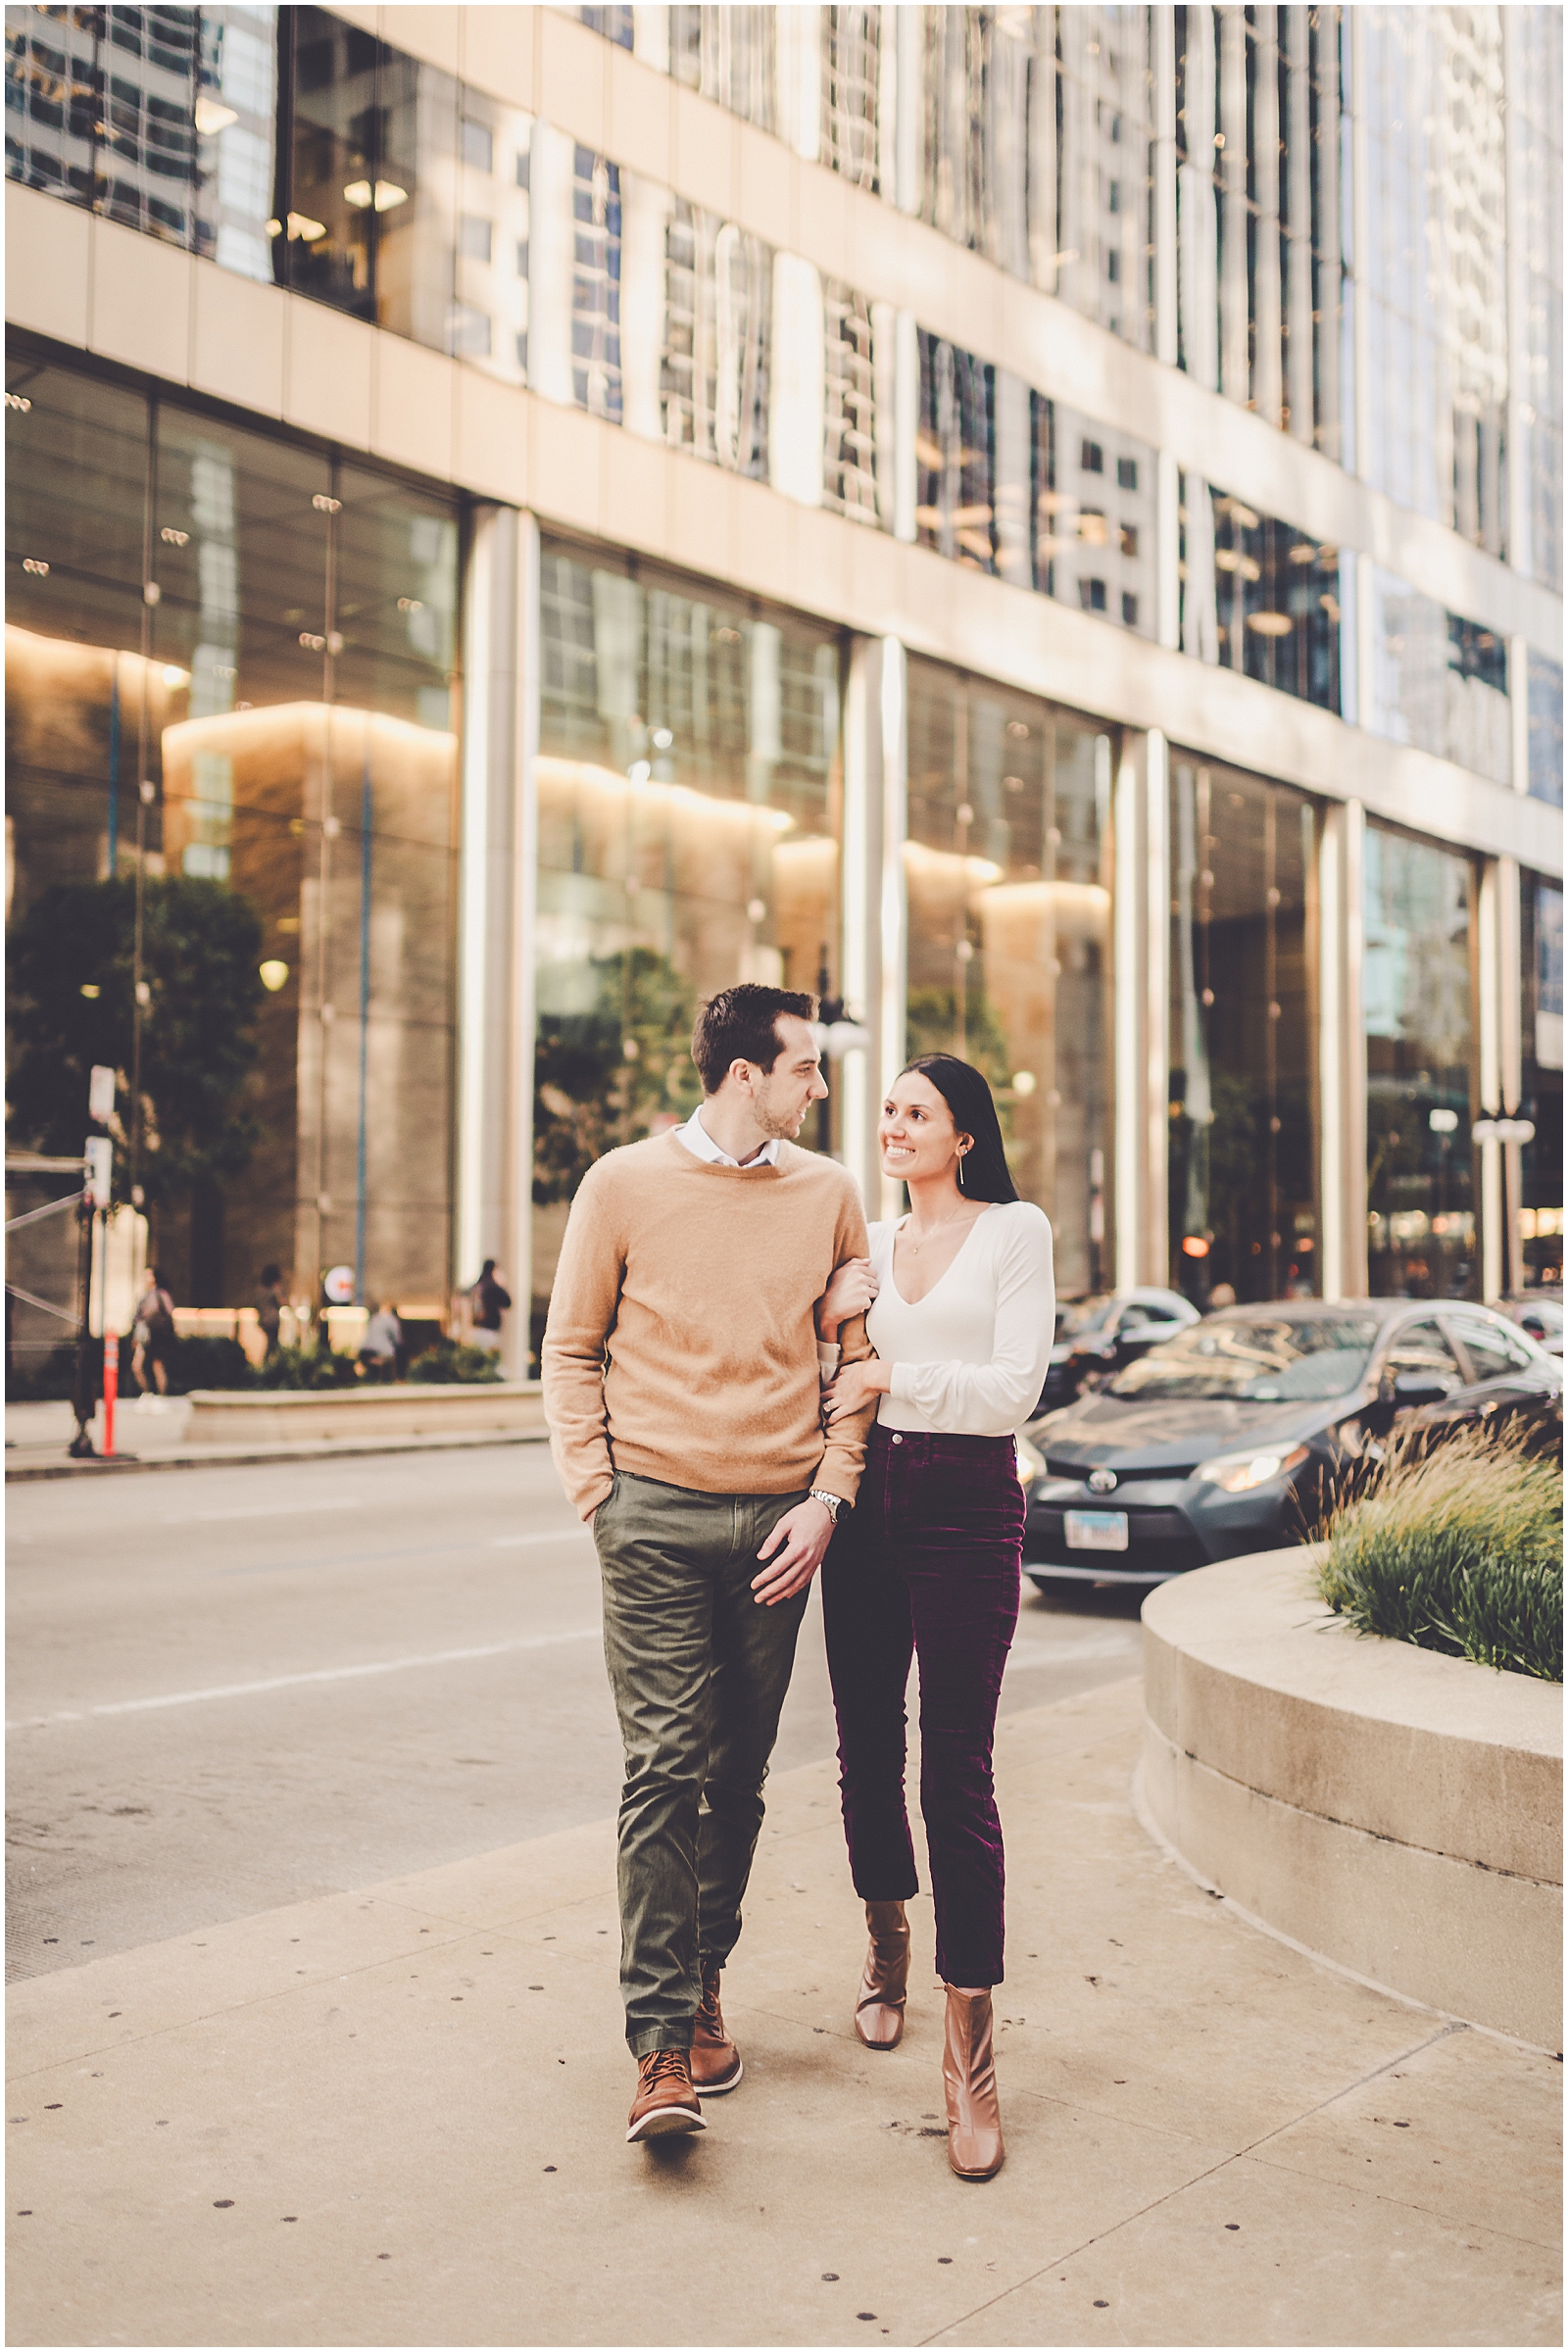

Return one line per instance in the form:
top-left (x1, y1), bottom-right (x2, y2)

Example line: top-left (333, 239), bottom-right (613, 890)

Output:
top-left (626, 2047), bottom-right (705, 2142)
top-left (942, 1984), bottom-right (1004, 2180)
top-left (690, 1962), bottom-right (743, 2094)
top-left (854, 1900), bottom-right (910, 2050)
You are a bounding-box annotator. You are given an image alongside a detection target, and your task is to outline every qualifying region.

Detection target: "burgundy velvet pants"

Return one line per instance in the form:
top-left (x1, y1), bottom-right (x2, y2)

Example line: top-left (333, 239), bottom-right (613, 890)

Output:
top-left (820, 1423), bottom-right (1023, 1989)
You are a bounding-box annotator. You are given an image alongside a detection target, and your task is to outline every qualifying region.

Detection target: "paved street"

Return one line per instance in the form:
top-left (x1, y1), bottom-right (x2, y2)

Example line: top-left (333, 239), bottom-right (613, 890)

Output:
top-left (6, 1441), bottom-right (1142, 1981)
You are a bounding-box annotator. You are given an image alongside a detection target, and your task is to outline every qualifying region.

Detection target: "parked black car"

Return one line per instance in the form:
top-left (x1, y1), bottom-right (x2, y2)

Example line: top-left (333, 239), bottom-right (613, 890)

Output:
top-left (1021, 1298), bottom-right (1562, 1591)
top-left (1038, 1287), bottom-right (1200, 1411)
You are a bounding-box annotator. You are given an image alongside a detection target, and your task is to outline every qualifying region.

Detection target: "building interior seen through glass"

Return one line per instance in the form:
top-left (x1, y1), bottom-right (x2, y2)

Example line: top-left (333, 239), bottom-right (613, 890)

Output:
top-left (905, 659), bottom-right (1113, 1302)
top-left (1167, 758), bottom-right (1319, 1308)
top-left (4, 351), bottom-right (461, 1319)
top-left (1519, 872), bottom-right (1564, 1289)
top-left (1363, 825), bottom-right (1477, 1299)
top-left (531, 540), bottom-right (843, 1356)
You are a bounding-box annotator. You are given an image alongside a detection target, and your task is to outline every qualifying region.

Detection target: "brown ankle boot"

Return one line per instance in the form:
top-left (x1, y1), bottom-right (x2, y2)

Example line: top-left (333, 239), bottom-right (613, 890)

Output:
top-left (626, 2047), bottom-right (704, 2142)
top-left (690, 1962), bottom-right (743, 2094)
top-left (942, 1984), bottom-right (1004, 2179)
top-left (854, 1900), bottom-right (910, 2050)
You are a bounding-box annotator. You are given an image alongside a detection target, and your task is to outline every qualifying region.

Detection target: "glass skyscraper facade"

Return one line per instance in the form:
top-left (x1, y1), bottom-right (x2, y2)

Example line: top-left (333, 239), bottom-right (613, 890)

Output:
top-left (5, 3), bottom-right (1561, 1360)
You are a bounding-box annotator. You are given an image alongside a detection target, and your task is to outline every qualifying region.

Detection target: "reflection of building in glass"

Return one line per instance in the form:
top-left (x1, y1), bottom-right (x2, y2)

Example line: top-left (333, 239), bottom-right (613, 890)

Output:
top-left (1366, 572), bottom-right (1511, 788)
top-left (3, 2), bottom-right (1561, 1369)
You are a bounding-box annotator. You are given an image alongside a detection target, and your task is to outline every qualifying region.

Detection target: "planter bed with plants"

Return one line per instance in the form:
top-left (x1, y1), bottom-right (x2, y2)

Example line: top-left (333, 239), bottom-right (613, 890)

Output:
top-left (1139, 1429), bottom-right (1562, 2046)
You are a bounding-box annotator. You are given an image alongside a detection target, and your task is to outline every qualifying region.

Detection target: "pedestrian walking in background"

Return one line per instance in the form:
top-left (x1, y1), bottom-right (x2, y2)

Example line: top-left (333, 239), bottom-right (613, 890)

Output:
top-left (815, 1054), bottom-right (1054, 2182)
top-left (131, 1265), bottom-right (178, 1397)
top-left (468, 1258), bottom-right (511, 1353)
top-left (543, 983), bottom-right (879, 2147)
top-left (358, 1301), bottom-right (404, 1382)
top-left (255, 1263), bottom-right (284, 1360)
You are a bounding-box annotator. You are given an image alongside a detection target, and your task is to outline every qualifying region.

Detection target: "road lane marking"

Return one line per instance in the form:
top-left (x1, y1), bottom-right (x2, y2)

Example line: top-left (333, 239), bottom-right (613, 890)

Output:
top-left (6, 1628), bottom-right (601, 1730)
top-left (165, 1496), bottom-right (364, 1525)
top-left (490, 1529), bottom-right (592, 1548)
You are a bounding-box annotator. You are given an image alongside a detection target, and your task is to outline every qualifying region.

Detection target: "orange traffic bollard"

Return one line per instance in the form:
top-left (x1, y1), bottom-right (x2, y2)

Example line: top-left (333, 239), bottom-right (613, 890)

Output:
top-left (102, 1331), bottom-right (118, 1458)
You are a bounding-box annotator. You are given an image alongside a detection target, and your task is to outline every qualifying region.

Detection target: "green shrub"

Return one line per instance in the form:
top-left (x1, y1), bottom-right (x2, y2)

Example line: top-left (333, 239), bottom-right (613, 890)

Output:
top-left (165, 1335), bottom-right (257, 1394)
top-left (254, 1343), bottom-right (360, 1392)
top-left (1313, 1423), bottom-right (1563, 1682)
top-left (408, 1338), bottom-right (504, 1386)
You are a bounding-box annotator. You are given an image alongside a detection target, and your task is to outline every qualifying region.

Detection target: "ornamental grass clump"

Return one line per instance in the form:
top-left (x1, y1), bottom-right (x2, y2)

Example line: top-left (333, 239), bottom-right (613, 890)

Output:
top-left (1313, 1423), bottom-right (1563, 1682)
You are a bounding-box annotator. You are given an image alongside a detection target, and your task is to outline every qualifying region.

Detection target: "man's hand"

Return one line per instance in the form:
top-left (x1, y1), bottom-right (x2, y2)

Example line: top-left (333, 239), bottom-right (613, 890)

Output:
top-left (752, 1496), bottom-right (836, 1606)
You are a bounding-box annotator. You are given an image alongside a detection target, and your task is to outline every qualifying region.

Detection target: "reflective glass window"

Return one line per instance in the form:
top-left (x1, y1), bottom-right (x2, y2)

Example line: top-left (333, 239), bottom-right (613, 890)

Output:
top-left (1363, 825), bottom-right (1476, 1298)
top-left (658, 198), bottom-right (771, 474)
top-left (1519, 871), bottom-right (1564, 1289)
top-left (1179, 481), bottom-right (1342, 711)
top-left (1527, 653), bottom-right (1563, 807)
top-left (1051, 6), bottom-right (1157, 348)
top-left (915, 334), bottom-right (1155, 631)
top-left (532, 540), bottom-right (844, 1355)
top-left (1168, 757), bottom-right (1320, 1307)
top-left (4, 353), bottom-right (460, 1321)
top-left (1355, 7), bottom-right (1508, 557)
top-left (1367, 570), bottom-right (1510, 786)
top-left (1176, 3), bottom-right (1346, 457)
top-left (1511, 9), bottom-right (1563, 590)
top-left (905, 659), bottom-right (1114, 1298)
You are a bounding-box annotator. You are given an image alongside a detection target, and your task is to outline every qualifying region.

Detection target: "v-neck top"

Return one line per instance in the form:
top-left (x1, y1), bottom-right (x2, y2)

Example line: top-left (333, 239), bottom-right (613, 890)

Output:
top-left (864, 1200), bottom-right (1055, 1437)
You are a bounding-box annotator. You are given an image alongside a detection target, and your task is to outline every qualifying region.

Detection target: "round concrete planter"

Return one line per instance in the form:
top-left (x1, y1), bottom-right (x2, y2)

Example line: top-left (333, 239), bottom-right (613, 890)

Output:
top-left (1140, 1549), bottom-right (1563, 2049)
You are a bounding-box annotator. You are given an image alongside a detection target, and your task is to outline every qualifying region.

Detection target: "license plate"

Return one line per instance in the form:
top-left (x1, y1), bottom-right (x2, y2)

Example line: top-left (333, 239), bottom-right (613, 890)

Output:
top-left (1065, 1509), bottom-right (1129, 1553)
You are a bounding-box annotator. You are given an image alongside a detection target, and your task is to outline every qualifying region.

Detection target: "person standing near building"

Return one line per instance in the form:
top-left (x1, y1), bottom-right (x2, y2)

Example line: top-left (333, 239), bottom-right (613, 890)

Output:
top-left (131, 1266), bottom-right (178, 1397)
top-left (255, 1264), bottom-right (284, 1361)
top-left (468, 1259), bottom-right (511, 1353)
top-left (815, 1054), bottom-right (1054, 2183)
top-left (543, 983), bottom-right (878, 2147)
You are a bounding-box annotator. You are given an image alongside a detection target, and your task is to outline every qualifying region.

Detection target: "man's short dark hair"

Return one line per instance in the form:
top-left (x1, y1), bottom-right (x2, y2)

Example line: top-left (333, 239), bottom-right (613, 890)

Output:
top-left (691, 984), bottom-right (815, 1095)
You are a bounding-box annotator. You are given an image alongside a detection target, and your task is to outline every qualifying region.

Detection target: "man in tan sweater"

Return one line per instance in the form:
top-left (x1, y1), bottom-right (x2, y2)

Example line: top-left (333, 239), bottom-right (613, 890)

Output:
top-left (543, 983), bottom-right (876, 2144)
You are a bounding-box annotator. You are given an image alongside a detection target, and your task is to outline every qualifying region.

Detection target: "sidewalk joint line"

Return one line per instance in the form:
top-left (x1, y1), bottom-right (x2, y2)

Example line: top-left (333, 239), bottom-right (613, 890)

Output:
top-left (916, 2024), bottom-right (1464, 2344)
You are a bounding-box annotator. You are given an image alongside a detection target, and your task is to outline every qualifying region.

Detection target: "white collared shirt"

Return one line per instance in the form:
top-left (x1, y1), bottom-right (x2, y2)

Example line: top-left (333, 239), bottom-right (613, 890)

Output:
top-left (673, 1103), bottom-right (781, 1169)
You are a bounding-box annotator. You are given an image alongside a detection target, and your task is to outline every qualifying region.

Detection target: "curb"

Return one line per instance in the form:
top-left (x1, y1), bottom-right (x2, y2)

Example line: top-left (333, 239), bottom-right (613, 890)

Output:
top-left (4, 1427), bottom-right (552, 1484)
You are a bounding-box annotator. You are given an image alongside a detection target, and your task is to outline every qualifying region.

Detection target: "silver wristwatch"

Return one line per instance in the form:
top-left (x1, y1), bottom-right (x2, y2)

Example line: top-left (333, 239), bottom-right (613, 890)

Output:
top-left (808, 1488), bottom-right (842, 1524)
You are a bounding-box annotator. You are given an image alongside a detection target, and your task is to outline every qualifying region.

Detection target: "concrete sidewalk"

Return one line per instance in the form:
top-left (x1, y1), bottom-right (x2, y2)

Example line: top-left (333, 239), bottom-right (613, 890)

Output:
top-left (7, 1679), bottom-right (1559, 2347)
top-left (4, 1397), bottom-right (549, 1482)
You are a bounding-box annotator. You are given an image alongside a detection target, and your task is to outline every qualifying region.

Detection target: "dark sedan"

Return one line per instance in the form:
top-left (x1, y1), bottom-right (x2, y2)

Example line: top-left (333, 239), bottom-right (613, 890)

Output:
top-left (1021, 1297), bottom-right (1562, 1591)
top-left (1038, 1287), bottom-right (1200, 1410)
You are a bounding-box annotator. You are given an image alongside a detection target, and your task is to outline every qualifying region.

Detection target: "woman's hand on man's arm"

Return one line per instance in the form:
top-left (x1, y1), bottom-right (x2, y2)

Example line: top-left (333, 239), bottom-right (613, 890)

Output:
top-left (814, 1254), bottom-right (879, 1341)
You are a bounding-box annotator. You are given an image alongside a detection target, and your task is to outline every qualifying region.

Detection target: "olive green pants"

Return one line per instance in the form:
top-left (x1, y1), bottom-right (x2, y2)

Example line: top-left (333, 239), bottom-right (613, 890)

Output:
top-left (593, 1469), bottom-right (811, 2057)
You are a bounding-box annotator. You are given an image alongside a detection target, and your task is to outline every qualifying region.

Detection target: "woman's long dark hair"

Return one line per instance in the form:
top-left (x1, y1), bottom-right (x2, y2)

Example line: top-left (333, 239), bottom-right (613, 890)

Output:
top-left (900, 1054), bottom-right (1018, 1203)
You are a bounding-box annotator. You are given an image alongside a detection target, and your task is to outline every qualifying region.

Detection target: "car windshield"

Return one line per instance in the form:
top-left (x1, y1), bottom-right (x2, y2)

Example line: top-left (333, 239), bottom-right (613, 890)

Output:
top-left (1056, 1297), bottom-right (1115, 1341)
top-left (1107, 1316), bottom-right (1381, 1402)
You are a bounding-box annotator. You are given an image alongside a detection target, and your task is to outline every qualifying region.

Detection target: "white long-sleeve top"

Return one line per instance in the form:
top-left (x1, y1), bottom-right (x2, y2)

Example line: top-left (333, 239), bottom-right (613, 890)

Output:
top-left (864, 1200), bottom-right (1055, 1437)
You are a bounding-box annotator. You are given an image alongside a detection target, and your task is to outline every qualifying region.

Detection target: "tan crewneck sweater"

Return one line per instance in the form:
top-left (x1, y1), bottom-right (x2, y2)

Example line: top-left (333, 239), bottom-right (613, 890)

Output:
top-left (542, 1132), bottom-right (875, 1518)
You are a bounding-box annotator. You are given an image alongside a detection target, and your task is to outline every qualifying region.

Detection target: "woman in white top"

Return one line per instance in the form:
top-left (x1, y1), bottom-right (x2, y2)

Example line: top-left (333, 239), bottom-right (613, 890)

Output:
top-left (815, 1054), bottom-right (1054, 2182)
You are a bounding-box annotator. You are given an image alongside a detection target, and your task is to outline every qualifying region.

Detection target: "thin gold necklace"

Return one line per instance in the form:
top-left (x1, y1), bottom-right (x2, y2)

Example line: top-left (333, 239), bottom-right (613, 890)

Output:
top-left (903, 1204), bottom-right (979, 1250)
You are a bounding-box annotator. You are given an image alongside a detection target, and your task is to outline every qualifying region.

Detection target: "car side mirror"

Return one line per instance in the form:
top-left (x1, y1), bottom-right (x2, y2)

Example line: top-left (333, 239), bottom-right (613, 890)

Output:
top-left (1393, 1371), bottom-right (1450, 1409)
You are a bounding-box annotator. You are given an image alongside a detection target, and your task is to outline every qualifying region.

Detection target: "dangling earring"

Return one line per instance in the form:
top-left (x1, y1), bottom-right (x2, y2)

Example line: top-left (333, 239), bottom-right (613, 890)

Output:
top-left (956, 1149), bottom-right (966, 1191)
